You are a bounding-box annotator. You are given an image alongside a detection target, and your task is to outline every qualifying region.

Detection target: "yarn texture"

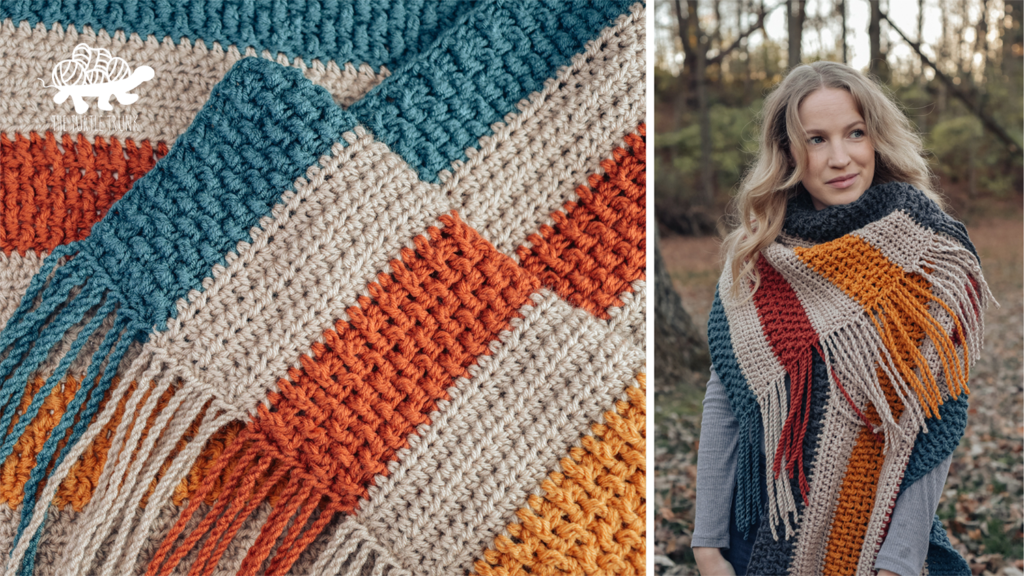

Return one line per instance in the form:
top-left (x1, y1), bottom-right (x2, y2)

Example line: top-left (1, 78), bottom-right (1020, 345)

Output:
top-left (0, 2), bottom-right (647, 575)
top-left (707, 183), bottom-right (993, 576)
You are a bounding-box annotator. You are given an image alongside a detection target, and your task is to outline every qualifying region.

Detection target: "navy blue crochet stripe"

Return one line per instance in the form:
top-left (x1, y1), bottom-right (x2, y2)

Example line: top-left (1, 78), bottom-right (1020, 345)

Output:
top-left (783, 182), bottom-right (979, 261)
top-left (65, 0), bottom-right (633, 331)
top-left (708, 288), bottom-right (766, 539)
top-left (902, 395), bottom-right (968, 491)
top-left (744, 350), bottom-right (830, 576)
top-left (1, 0), bottom-right (480, 70)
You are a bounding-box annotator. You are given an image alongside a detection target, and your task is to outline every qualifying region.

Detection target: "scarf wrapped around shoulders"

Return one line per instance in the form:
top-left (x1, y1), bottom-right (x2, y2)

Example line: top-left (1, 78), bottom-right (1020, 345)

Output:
top-left (707, 182), bottom-right (994, 576)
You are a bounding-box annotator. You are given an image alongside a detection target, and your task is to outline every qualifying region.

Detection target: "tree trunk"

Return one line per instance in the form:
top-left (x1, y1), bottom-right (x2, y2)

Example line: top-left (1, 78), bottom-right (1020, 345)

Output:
top-left (788, 0), bottom-right (805, 69)
top-left (697, 40), bottom-right (715, 205)
top-left (840, 0), bottom-right (848, 64)
top-left (869, 0), bottom-right (882, 77)
top-left (654, 227), bottom-right (711, 394)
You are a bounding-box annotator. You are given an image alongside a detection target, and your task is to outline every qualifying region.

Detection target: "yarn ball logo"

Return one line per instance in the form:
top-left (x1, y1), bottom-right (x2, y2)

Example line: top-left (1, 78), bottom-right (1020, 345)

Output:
top-left (42, 43), bottom-right (154, 114)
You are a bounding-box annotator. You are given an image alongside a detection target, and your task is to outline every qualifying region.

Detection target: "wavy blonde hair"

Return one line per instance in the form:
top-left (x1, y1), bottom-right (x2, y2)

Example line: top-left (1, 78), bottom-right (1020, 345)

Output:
top-left (722, 61), bottom-right (944, 299)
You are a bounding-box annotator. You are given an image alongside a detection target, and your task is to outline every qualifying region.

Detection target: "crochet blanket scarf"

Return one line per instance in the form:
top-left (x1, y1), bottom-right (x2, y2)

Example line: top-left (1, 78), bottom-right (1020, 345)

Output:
top-left (0, 2), bottom-right (647, 575)
top-left (707, 183), bottom-right (994, 576)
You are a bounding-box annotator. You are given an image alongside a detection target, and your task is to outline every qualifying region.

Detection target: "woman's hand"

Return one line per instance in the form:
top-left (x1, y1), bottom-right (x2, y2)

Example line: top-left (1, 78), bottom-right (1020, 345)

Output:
top-left (693, 547), bottom-right (737, 576)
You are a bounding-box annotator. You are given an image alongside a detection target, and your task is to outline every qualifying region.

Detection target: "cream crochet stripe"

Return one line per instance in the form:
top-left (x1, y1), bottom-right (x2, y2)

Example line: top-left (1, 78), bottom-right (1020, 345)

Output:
top-left (0, 18), bottom-right (389, 143)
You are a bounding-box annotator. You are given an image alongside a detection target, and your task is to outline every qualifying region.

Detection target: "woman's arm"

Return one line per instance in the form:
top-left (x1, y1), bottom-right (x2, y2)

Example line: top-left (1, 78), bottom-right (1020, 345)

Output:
top-left (873, 453), bottom-right (954, 576)
top-left (693, 368), bottom-right (740, 574)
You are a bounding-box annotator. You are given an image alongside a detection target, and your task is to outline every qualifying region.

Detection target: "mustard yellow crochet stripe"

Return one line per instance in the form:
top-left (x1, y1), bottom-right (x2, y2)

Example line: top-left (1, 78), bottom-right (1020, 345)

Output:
top-left (472, 373), bottom-right (646, 576)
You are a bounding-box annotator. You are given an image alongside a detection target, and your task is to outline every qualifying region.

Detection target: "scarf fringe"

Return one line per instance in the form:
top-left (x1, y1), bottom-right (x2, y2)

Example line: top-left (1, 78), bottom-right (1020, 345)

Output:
top-left (0, 248), bottom-right (148, 576)
top-left (759, 372), bottom-right (799, 541)
top-left (143, 428), bottom-right (343, 576)
top-left (311, 518), bottom-right (411, 576)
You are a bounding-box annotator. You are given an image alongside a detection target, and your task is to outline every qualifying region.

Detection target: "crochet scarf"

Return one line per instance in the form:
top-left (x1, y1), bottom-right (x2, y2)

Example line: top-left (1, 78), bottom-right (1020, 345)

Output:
top-left (0, 2), bottom-right (647, 575)
top-left (707, 183), bottom-right (994, 576)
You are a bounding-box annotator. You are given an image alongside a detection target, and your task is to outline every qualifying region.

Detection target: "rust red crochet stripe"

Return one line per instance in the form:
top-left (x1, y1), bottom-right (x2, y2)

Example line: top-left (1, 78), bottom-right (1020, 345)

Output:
top-left (147, 211), bottom-right (541, 576)
top-left (752, 258), bottom-right (817, 502)
top-left (0, 132), bottom-right (168, 256)
top-left (516, 124), bottom-right (645, 320)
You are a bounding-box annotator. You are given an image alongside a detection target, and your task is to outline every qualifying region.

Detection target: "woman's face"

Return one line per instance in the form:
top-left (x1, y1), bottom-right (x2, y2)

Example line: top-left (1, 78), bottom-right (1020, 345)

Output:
top-left (792, 87), bottom-right (875, 210)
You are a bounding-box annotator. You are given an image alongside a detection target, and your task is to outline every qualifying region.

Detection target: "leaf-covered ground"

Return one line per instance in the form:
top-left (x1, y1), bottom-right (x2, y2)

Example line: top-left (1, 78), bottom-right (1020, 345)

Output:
top-left (655, 210), bottom-right (1023, 576)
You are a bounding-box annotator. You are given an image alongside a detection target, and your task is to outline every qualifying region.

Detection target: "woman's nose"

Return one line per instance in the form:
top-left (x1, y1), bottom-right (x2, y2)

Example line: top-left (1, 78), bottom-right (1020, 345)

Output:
top-left (828, 143), bottom-right (850, 167)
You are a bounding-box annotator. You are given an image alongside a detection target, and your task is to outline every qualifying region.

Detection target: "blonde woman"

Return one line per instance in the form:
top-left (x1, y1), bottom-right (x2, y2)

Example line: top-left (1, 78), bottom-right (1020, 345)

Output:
top-left (691, 61), bottom-right (992, 576)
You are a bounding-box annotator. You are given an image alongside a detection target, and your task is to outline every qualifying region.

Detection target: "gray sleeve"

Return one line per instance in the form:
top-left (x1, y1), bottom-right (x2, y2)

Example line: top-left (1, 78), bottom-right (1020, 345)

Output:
top-left (691, 367), bottom-right (739, 549)
top-left (873, 453), bottom-right (954, 576)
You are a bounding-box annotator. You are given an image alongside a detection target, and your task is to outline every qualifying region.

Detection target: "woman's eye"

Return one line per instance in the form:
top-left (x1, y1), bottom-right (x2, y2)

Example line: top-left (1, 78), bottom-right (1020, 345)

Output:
top-left (851, 129), bottom-right (865, 138)
top-left (809, 136), bottom-right (824, 144)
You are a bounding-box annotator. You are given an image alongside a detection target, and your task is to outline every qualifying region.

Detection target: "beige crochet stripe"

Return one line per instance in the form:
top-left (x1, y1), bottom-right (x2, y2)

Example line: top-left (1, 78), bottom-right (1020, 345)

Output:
top-left (148, 127), bottom-right (447, 418)
top-left (609, 278), bottom-right (646, 350)
top-left (718, 259), bottom-right (798, 540)
top-left (444, 2), bottom-right (645, 260)
top-left (0, 251), bottom-right (42, 332)
top-left (787, 385), bottom-right (861, 576)
top-left (0, 18), bottom-right (389, 143)
top-left (351, 289), bottom-right (645, 576)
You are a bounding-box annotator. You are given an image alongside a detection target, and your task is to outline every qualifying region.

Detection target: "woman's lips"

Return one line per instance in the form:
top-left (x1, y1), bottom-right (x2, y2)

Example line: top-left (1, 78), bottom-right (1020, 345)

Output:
top-left (827, 173), bottom-right (858, 189)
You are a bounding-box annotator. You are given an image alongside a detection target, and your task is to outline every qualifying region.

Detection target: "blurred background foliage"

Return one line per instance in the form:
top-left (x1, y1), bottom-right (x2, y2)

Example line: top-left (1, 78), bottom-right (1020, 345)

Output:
top-left (654, 0), bottom-right (1023, 237)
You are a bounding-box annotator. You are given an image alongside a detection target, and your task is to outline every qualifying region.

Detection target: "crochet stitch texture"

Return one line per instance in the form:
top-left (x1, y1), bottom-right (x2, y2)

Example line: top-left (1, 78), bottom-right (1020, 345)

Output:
top-left (0, 2), bottom-right (647, 575)
top-left (707, 183), bottom-right (992, 576)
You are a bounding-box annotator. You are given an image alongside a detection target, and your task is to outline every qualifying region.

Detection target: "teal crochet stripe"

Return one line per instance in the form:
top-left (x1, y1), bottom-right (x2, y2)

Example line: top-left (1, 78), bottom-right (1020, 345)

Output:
top-left (1, 0), bottom-right (480, 70)
top-left (350, 0), bottom-right (635, 183)
top-left (707, 288), bottom-right (765, 538)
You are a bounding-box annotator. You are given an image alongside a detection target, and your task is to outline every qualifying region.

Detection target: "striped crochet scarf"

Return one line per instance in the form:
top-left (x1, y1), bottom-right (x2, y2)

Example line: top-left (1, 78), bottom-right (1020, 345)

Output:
top-left (0, 2), bottom-right (647, 575)
top-left (708, 183), bottom-right (994, 576)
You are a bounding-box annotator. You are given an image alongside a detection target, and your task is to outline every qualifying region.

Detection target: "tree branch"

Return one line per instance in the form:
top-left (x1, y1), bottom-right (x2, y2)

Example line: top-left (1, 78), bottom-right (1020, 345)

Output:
top-left (881, 10), bottom-right (1022, 154)
top-left (708, 2), bottom-right (780, 66)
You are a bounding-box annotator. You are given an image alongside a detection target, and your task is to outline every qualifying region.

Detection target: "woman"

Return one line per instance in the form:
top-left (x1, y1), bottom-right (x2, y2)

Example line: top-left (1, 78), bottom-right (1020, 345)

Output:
top-left (691, 61), bottom-right (992, 576)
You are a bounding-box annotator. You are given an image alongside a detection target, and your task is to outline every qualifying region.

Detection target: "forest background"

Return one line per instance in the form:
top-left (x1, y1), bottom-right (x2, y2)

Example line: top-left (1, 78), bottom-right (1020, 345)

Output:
top-left (653, 1), bottom-right (1024, 574)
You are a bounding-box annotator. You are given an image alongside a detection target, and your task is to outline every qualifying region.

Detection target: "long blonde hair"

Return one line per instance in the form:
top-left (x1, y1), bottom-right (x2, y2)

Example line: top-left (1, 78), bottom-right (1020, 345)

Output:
top-left (722, 61), bottom-right (944, 299)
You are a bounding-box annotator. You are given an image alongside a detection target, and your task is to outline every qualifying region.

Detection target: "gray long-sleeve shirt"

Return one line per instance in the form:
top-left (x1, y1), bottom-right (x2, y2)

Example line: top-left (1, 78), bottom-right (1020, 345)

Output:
top-left (692, 368), bottom-right (952, 576)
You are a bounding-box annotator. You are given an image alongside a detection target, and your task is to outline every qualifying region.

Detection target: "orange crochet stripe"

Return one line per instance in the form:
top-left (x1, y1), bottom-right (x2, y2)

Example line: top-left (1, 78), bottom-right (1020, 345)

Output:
top-left (517, 124), bottom-right (645, 320)
top-left (820, 269), bottom-right (933, 574)
top-left (0, 375), bottom-right (80, 508)
top-left (0, 132), bottom-right (168, 256)
top-left (473, 373), bottom-right (646, 576)
top-left (147, 211), bottom-right (542, 576)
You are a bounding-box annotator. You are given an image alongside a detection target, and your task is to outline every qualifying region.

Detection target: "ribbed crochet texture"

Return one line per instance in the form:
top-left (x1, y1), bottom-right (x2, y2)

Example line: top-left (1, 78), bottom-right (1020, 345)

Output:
top-left (708, 183), bottom-right (991, 576)
top-left (0, 2), bottom-right (647, 575)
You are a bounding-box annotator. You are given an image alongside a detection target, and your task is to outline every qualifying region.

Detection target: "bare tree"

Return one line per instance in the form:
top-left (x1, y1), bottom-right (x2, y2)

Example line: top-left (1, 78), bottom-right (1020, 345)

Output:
top-left (788, 0), bottom-right (805, 68)
top-left (674, 0), bottom-right (775, 206)
top-left (839, 0), bottom-right (848, 64)
top-left (869, 0), bottom-right (882, 77)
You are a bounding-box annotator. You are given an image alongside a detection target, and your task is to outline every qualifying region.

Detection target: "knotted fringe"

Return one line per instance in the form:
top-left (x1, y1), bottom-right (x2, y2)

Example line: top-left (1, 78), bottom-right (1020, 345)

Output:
top-left (2, 346), bottom-right (232, 576)
top-left (143, 425), bottom-right (345, 576)
top-left (0, 247), bottom-right (149, 576)
top-left (310, 518), bottom-right (411, 576)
